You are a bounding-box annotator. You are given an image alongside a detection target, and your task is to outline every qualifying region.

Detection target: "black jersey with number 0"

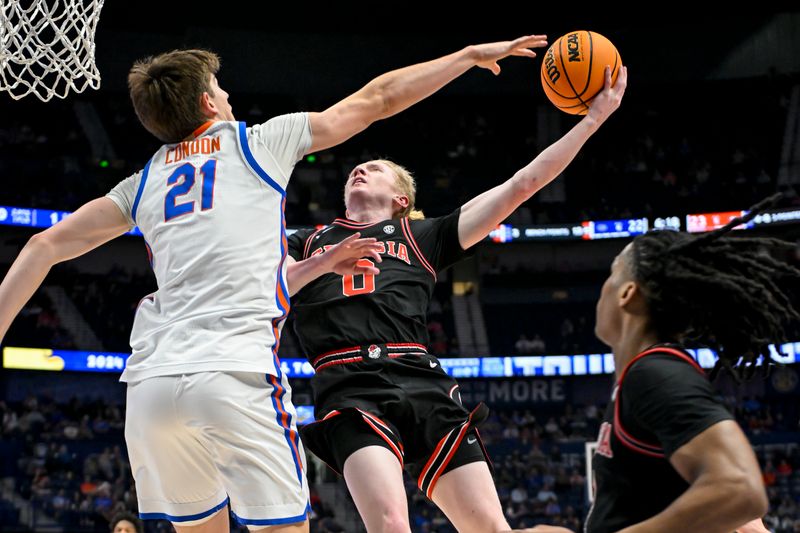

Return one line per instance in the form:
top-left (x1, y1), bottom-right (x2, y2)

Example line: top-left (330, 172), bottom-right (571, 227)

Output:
top-left (287, 209), bottom-right (468, 358)
top-left (584, 346), bottom-right (734, 533)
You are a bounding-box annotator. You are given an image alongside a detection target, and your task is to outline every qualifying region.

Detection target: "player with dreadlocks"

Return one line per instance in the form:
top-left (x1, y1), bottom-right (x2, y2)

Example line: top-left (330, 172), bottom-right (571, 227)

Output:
top-left (521, 194), bottom-right (798, 533)
top-left (624, 197), bottom-right (798, 381)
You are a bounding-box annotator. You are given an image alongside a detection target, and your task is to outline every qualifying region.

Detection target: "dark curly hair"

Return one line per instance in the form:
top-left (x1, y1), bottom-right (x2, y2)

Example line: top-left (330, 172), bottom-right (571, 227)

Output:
top-left (110, 511), bottom-right (143, 533)
top-left (629, 194), bottom-right (800, 379)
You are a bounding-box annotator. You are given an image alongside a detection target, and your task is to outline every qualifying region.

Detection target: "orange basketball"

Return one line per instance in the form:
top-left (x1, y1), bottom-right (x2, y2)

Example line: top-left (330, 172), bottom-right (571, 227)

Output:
top-left (540, 31), bottom-right (621, 115)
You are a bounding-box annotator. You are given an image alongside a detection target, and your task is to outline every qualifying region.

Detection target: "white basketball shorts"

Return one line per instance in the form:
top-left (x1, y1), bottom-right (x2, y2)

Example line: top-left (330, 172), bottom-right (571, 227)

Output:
top-left (125, 371), bottom-right (309, 526)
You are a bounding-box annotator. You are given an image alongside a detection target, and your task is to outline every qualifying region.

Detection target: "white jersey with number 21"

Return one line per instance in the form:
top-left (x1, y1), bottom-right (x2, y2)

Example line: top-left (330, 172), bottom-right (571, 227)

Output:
top-left (105, 114), bottom-right (311, 382)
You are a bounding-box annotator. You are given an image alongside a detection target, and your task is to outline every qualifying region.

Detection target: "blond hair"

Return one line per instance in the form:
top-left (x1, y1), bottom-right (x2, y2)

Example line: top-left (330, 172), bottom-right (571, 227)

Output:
top-left (377, 159), bottom-right (425, 220)
top-left (128, 49), bottom-right (220, 143)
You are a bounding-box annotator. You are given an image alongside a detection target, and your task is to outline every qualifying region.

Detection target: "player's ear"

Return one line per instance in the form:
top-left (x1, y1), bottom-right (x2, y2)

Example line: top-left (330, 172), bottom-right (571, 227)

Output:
top-left (393, 195), bottom-right (409, 209)
top-left (619, 281), bottom-right (636, 306)
top-left (619, 281), bottom-right (647, 314)
top-left (199, 92), bottom-right (217, 119)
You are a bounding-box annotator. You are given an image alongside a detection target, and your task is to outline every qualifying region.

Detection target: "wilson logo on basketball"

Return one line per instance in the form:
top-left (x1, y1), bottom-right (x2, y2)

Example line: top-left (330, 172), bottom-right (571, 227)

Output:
top-left (567, 33), bottom-right (581, 62)
top-left (543, 47), bottom-right (560, 84)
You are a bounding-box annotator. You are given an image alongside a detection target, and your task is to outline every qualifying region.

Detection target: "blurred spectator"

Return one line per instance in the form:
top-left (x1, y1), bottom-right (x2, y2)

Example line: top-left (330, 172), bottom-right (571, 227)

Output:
top-left (110, 511), bottom-right (143, 533)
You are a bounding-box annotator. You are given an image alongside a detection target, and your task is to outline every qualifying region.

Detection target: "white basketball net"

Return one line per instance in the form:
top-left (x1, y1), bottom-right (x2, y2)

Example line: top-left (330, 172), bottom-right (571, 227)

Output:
top-left (0, 0), bottom-right (105, 101)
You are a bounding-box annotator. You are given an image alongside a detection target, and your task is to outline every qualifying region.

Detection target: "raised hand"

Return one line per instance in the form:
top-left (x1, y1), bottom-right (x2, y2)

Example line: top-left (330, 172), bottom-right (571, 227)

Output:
top-left (586, 65), bottom-right (628, 125)
top-left (471, 34), bottom-right (548, 75)
top-left (321, 232), bottom-right (383, 277)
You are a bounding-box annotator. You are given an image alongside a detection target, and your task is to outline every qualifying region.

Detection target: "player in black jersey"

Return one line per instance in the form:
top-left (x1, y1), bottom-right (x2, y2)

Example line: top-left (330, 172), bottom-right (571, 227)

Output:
top-left (286, 67), bottom-right (627, 532)
top-left (518, 196), bottom-right (798, 533)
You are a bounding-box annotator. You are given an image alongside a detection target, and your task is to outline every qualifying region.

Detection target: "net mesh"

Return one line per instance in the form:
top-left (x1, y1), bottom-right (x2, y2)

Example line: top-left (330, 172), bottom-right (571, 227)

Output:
top-left (0, 0), bottom-right (105, 101)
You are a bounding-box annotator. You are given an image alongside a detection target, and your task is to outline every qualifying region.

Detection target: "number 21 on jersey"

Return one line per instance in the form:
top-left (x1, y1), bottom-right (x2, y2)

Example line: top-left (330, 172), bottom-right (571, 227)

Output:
top-left (164, 159), bottom-right (217, 221)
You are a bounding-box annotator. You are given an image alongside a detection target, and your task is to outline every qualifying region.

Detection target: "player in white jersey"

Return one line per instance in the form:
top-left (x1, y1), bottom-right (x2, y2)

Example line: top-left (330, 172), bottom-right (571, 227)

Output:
top-left (0, 37), bottom-right (545, 532)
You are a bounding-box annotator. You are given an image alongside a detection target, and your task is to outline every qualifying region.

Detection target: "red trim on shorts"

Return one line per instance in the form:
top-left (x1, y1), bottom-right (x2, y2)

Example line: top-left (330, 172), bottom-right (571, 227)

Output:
top-left (386, 342), bottom-right (427, 352)
top-left (311, 344), bottom-right (428, 372)
top-left (356, 409), bottom-right (404, 467)
top-left (425, 422), bottom-right (470, 499)
top-left (417, 404), bottom-right (491, 498)
top-left (448, 384), bottom-right (459, 399)
top-left (315, 356), bottom-right (364, 372)
top-left (356, 410), bottom-right (405, 455)
top-left (474, 428), bottom-right (493, 470)
top-left (312, 346), bottom-right (361, 366)
top-left (418, 427), bottom-right (455, 489)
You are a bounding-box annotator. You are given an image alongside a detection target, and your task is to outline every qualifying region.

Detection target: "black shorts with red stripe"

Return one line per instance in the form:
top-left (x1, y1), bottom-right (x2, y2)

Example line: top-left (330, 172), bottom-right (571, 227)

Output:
top-left (300, 344), bottom-right (491, 499)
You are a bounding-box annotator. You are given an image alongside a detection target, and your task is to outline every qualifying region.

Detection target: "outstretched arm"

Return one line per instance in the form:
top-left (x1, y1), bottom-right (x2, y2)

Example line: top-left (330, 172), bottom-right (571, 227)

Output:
top-left (0, 198), bottom-right (131, 342)
top-left (308, 35), bottom-right (548, 153)
top-left (457, 66), bottom-right (627, 249)
top-left (286, 233), bottom-right (383, 296)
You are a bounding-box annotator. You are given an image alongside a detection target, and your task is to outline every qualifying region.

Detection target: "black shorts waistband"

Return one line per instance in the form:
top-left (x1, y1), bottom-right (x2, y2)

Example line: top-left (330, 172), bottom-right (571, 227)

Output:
top-left (311, 343), bottom-right (428, 372)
